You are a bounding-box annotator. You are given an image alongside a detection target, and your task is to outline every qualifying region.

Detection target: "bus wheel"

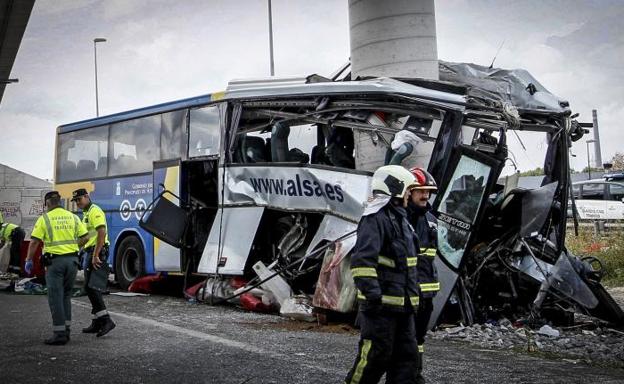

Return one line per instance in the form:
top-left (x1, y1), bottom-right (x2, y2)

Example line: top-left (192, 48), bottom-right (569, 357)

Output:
top-left (115, 236), bottom-right (145, 290)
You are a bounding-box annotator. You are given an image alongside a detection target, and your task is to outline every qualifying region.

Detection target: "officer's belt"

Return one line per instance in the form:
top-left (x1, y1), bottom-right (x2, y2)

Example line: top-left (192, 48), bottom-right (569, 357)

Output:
top-left (47, 252), bottom-right (79, 258)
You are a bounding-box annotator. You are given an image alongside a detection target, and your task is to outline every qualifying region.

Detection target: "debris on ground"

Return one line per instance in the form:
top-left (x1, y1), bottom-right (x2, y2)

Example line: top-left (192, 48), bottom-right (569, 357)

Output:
top-left (430, 319), bottom-right (624, 367)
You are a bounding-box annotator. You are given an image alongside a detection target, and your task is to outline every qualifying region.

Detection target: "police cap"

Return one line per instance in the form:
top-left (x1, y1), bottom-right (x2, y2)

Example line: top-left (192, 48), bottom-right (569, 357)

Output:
top-left (71, 188), bottom-right (89, 201)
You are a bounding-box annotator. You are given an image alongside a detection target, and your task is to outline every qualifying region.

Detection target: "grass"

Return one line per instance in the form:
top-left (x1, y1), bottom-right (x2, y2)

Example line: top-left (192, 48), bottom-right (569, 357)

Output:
top-left (566, 225), bottom-right (624, 287)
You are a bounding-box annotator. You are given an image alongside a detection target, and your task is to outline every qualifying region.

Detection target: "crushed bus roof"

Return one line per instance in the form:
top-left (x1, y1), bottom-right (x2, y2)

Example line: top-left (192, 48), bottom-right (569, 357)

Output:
top-left (57, 77), bottom-right (467, 133)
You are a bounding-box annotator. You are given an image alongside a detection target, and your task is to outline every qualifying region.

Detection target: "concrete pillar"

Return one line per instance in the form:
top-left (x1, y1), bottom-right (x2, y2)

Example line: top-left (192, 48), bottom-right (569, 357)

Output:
top-left (348, 0), bottom-right (438, 172)
top-left (349, 0), bottom-right (438, 79)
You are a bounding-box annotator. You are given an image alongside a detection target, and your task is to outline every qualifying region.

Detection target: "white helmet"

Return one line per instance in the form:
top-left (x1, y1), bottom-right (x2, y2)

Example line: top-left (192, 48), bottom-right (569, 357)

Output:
top-left (371, 165), bottom-right (418, 199)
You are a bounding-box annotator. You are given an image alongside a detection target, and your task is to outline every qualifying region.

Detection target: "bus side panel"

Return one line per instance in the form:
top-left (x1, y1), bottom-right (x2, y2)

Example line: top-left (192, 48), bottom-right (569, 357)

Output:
top-left (57, 175), bottom-right (156, 275)
top-left (105, 174), bottom-right (155, 274)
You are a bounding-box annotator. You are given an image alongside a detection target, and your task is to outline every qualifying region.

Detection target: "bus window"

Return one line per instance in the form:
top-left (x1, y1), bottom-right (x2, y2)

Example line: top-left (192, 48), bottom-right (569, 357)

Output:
top-left (271, 123), bottom-right (315, 164)
top-left (56, 125), bottom-right (109, 182)
top-left (234, 122), bottom-right (316, 165)
top-left (108, 115), bottom-right (160, 176)
top-left (189, 105), bottom-right (220, 157)
top-left (161, 110), bottom-right (187, 160)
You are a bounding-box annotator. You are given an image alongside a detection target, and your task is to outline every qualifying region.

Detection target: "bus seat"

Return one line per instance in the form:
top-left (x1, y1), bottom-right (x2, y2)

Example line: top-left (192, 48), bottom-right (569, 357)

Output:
top-left (77, 160), bottom-right (96, 176)
top-left (61, 160), bottom-right (77, 174)
top-left (288, 148), bottom-right (309, 164)
top-left (264, 138), bottom-right (272, 162)
top-left (243, 136), bottom-right (267, 163)
top-left (311, 145), bottom-right (331, 165)
top-left (271, 122), bottom-right (290, 162)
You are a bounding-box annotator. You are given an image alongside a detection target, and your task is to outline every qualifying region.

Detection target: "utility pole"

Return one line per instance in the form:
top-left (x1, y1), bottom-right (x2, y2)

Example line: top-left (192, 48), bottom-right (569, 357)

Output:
top-left (93, 38), bottom-right (107, 117)
top-left (268, 0), bottom-right (275, 76)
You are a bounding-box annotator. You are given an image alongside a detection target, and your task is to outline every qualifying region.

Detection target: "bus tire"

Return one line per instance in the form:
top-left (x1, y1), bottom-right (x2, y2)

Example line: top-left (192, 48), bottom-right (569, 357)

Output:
top-left (115, 235), bottom-right (145, 290)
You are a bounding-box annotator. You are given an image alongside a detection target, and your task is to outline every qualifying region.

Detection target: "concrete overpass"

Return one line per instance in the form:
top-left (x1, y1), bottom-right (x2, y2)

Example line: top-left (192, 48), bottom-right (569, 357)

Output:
top-left (0, 0), bottom-right (35, 105)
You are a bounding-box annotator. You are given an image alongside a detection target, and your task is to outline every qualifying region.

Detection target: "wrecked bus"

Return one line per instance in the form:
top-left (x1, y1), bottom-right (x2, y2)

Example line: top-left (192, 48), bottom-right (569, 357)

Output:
top-left (54, 61), bottom-right (623, 327)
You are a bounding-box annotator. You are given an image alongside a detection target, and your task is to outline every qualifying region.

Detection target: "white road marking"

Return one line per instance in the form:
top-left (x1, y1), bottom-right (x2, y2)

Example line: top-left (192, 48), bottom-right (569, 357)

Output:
top-left (72, 300), bottom-right (343, 376)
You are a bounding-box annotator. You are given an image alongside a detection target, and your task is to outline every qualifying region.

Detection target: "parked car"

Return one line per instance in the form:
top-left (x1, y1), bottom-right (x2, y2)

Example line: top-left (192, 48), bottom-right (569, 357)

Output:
top-left (569, 173), bottom-right (624, 220)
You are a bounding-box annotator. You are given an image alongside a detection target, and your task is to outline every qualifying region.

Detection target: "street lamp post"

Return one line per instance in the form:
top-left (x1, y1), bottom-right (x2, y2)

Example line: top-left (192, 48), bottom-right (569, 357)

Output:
top-left (93, 38), bottom-right (107, 117)
top-left (586, 139), bottom-right (596, 180)
top-left (267, 0), bottom-right (275, 76)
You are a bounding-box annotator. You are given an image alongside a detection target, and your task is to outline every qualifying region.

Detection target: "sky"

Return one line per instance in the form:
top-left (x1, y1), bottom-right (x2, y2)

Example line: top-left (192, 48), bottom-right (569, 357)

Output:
top-left (0, 0), bottom-right (622, 180)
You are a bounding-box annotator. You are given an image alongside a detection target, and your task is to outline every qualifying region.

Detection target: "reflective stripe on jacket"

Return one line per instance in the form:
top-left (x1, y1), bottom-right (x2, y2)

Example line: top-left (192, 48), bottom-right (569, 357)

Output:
top-left (31, 207), bottom-right (88, 255)
top-left (409, 205), bottom-right (440, 298)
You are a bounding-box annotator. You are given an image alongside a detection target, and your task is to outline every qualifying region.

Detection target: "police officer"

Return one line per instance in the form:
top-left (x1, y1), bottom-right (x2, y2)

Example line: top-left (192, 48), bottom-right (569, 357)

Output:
top-left (345, 165), bottom-right (421, 384)
top-left (407, 167), bottom-right (440, 384)
top-left (71, 188), bottom-right (116, 337)
top-left (25, 191), bottom-right (89, 345)
top-left (0, 217), bottom-right (26, 274)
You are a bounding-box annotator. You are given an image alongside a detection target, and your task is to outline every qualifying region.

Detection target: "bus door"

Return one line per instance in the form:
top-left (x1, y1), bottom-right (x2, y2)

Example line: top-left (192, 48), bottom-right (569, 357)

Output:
top-left (429, 146), bottom-right (502, 327)
top-left (150, 159), bottom-right (183, 272)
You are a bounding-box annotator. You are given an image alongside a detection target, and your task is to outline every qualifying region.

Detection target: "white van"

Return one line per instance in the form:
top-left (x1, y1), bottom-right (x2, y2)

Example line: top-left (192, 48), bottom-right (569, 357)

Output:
top-left (571, 174), bottom-right (624, 220)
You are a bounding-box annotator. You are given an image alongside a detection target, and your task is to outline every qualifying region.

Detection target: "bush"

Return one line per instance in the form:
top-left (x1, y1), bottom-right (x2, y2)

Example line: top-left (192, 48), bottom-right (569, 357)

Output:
top-left (566, 227), bottom-right (624, 287)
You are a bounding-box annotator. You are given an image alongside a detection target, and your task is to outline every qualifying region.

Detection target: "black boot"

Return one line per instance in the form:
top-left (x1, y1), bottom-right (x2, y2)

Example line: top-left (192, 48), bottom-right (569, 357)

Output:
top-left (415, 351), bottom-right (425, 384)
top-left (65, 326), bottom-right (71, 341)
top-left (82, 318), bottom-right (101, 333)
top-left (44, 331), bottom-right (68, 345)
top-left (96, 316), bottom-right (116, 337)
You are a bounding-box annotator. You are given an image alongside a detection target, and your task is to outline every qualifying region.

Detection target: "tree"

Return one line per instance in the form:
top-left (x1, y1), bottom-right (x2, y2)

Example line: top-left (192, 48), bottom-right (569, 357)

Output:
top-left (518, 167), bottom-right (544, 177)
top-left (608, 152), bottom-right (624, 170)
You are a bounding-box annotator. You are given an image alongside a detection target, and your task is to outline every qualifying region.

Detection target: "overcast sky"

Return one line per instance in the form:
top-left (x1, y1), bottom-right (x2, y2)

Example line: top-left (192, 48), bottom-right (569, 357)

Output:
top-left (1, 0), bottom-right (622, 180)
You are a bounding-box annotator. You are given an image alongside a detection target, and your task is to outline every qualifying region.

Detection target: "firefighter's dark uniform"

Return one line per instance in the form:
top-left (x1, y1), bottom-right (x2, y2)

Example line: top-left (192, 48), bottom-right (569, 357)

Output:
top-left (408, 202), bottom-right (439, 383)
top-left (345, 200), bottom-right (420, 384)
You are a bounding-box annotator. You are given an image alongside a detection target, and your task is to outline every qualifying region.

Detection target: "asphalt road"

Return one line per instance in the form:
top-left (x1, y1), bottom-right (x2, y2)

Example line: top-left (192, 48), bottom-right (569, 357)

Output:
top-left (1, 292), bottom-right (623, 384)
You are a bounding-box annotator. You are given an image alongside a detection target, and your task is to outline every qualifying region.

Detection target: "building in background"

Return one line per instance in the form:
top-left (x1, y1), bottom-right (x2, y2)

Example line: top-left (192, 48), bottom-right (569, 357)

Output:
top-left (0, 163), bottom-right (51, 236)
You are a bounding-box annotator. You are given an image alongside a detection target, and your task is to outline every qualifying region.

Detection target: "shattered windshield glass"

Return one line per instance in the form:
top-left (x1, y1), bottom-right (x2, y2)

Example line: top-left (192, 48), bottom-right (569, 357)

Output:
top-left (437, 155), bottom-right (491, 268)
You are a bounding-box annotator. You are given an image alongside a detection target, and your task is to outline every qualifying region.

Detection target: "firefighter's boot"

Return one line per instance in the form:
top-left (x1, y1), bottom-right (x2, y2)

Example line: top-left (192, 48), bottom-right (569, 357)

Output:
top-left (415, 348), bottom-right (425, 384)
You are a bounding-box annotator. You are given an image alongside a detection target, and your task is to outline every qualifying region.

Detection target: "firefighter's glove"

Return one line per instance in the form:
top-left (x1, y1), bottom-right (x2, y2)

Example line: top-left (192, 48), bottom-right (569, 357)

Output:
top-left (24, 260), bottom-right (33, 276)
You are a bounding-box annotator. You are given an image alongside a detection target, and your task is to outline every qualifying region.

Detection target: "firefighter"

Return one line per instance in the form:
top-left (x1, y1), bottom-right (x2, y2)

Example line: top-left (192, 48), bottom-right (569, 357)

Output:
top-left (25, 191), bottom-right (89, 345)
top-left (71, 188), bottom-right (116, 337)
top-left (345, 165), bottom-right (421, 384)
top-left (0, 217), bottom-right (26, 274)
top-left (407, 167), bottom-right (440, 384)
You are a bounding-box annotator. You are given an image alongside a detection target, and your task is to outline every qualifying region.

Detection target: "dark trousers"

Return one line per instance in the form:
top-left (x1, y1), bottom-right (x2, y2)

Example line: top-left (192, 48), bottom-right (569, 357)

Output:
top-left (8, 228), bottom-right (25, 271)
top-left (345, 310), bottom-right (418, 384)
top-left (46, 256), bottom-right (78, 331)
top-left (84, 247), bottom-right (107, 316)
top-left (414, 298), bottom-right (434, 379)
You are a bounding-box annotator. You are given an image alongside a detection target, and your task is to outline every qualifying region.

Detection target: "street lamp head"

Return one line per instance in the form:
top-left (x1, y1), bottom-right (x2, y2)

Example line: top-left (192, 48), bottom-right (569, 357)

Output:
top-left (94, 38), bottom-right (107, 43)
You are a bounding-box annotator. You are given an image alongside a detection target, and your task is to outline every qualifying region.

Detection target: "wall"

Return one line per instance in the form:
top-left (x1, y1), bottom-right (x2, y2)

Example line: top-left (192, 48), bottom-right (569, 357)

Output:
top-left (0, 163), bottom-right (52, 237)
